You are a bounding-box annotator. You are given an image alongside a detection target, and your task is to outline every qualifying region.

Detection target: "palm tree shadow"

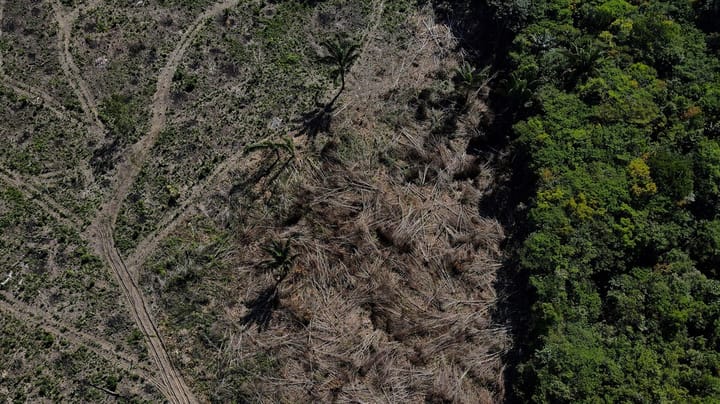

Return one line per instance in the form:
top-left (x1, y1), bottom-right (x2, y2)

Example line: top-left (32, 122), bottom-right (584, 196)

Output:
top-left (241, 286), bottom-right (279, 331)
top-left (297, 102), bottom-right (334, 140)
top-left (227, 158), bottom-right (280, 199)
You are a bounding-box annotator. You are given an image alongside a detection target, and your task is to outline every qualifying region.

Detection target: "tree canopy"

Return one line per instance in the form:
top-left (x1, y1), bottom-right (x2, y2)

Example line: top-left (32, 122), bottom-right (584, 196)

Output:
top-left (477, 0), bottom-right (720, 401)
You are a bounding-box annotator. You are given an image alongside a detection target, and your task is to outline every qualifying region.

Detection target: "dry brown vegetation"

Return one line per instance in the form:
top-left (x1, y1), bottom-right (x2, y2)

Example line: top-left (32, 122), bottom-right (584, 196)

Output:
top-left (139, 4), bottom-right (509, 402)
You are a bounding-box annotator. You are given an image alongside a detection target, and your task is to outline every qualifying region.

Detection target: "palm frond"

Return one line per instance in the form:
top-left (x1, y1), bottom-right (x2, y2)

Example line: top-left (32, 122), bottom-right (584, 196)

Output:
top-left (455, 61), bottom-right (492, 90)
top-left (244, 136), bottom-right (295, 157)
top-left (261, 238), bottom-right (298, 283)
top-left (319, 33), bottom-right (360, 80)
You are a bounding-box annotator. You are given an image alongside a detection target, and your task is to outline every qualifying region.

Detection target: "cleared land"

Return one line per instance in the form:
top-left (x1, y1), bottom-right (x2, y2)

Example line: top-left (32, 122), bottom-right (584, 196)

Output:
top-left (0, 0), bottom-right (508, 402)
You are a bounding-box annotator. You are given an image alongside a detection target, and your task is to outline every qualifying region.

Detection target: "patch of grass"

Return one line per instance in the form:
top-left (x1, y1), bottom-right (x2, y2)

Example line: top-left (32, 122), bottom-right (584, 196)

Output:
top-left (0, 315), bottom-right (162, 402)
top-left (380, 0), bottom-right (417, 33)
top-left (1, 1), bottom-right (80, 104)
top-left (112, 1), bottom-right (336, 253)
top-left (0, 87), bottom-right (87, 174)
top-left (98, 93), bottom-right (142, 146)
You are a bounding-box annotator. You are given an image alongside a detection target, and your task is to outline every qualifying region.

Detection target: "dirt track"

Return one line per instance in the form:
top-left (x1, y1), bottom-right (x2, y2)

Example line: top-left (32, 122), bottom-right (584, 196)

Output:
top-left (2, 0), bottom-right (392, 401)
top-left (51, 0), bottom-right (105, 135)
top-left (82, 1), bottom-right (241, 403)
top-left (0, 167), bottom-right (83, 229)
top-left (0, 0), bottom-right (79, 122)
top-left (0, 76), bottom-right (67, 119)
top-left (0, 292), bottom-right (162, 387)
top-left (94, 0), bottom-right (240, 232)
top-left (1, 0), bottom-right (509, 401)
top-left (90, 225), bottom-right (196, 403)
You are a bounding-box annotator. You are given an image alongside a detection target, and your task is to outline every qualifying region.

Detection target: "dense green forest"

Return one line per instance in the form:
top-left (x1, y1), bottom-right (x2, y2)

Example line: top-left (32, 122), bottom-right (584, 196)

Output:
top-left (462, 0), bottom-right (720, 401)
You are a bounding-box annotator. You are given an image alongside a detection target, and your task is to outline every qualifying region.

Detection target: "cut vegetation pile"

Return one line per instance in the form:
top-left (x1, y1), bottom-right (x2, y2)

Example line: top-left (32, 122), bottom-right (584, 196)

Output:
top-left (138, 2), bottom-right (511, 402)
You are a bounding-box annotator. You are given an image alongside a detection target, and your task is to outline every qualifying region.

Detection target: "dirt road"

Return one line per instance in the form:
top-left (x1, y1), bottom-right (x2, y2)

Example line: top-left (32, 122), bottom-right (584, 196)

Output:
top-left (83, 2), bottom-right (241, 403)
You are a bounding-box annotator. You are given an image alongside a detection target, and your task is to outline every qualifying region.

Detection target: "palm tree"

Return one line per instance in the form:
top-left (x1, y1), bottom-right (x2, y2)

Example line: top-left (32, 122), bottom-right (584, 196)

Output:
top-left (242, 238), bottom-right (297, 330)
top-left (319, 34), bottom-right (360, 106)
top-left (455, 61), bottom-right (493, 107)
top-left (560, 40), bottom-right (603, 84)
top-left (243, 136), bottom-right (295, 161)
top-left (261, 238), bottom-right (298, 285)
top-left (504, 72), bottom-right (537, 109)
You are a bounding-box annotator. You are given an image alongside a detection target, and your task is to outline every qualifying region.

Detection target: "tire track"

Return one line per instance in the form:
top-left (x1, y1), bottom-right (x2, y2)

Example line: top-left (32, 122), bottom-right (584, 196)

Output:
top-left (85, 2), bottom-right (240, 403)
top-left (88, 224), bottom-right (196, 404)
top-left (50, 0), bottom-right (105, 134)
top-left (0, 166), bottom-right (83, 230)
top-left (0, 292), bottom-right (165, 394)
top-left (1, 77), bottom-right (66, 119)
top-left (0, 76), bottom-right (84, 129)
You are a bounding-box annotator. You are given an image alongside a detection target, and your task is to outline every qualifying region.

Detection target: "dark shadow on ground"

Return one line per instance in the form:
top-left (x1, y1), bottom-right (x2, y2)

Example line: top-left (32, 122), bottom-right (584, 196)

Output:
top-left (476, 146), bottom-right (536, 404)
top-left (429, 1), bottom-right (533, 401)
top-left (241, 286), bottom-right (279, 331)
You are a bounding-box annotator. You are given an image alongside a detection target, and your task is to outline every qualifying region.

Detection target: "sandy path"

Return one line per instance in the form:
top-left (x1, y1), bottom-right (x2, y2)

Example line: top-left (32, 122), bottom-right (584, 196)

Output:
top-left (50, 0), bottom-right (105, 135)
top-left (83, 2), bottom-right (240, 403)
